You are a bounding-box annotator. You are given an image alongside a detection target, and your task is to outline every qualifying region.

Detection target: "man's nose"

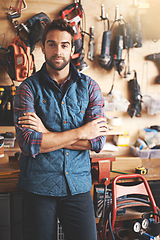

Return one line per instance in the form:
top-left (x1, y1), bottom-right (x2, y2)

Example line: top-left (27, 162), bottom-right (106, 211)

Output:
top-left (55, 45), bottom-right (62, 55)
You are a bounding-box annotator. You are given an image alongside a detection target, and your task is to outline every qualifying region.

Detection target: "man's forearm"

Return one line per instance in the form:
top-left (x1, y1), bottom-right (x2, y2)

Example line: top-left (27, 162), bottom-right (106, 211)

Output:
top-left (40, 128), bottom-right (82, 153)
top-left (17, 112), bottom-right (108, 154)
top-left (40, 119), bottom-right (107, 153)
top-left (64, 140), bottom-right (92, 150)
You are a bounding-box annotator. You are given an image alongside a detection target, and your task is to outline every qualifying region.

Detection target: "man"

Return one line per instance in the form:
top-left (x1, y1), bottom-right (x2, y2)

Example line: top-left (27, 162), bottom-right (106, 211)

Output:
top-left (14, 19), bottom-right (108, 240)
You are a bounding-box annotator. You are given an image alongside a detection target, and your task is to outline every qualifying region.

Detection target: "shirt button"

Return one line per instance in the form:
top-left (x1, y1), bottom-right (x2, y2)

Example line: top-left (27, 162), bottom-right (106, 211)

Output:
top-left (62, 101), bottom-right (65, 104)
top-left (81, 110), bottom-right (84, 113)
top-left (64, 120), bottom-right (67, 124)
top-left (66, 152), bottom-right (69, 156)
top-left (66, 171), bottom-right (68, 175)
top-left (43, 100), bottom-right (46, 103)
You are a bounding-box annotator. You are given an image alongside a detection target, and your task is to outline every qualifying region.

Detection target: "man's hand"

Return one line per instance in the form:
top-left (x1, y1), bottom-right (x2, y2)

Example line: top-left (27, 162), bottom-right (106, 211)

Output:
top-left (18, 112), bottom-right (49, 133)
top-left (18, 113), bottom-right (108, 139)
top-left (78, 118), bottom-right (108, 140)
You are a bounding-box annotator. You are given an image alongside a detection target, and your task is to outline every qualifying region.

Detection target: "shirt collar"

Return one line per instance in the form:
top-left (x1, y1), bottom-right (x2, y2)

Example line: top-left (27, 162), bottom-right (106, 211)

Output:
top-left (41, 62), bottom-right (81, 84)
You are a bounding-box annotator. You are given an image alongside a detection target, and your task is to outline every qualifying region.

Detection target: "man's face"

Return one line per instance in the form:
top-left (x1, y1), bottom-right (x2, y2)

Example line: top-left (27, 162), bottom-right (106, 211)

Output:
top-left (42, 29), bottom-right (74, 71)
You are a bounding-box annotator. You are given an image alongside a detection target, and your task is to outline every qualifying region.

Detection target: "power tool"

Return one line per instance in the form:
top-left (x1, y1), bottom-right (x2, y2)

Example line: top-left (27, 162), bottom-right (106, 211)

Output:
top-left (112, 21), bottom-right (125, 76)
top-left (20, 12), bottom-right (51, 51)
top-left (110, 6), bottom-right (125, 76)
top-left (6, 35), bottom-right (35, 82)
top-left (98, 4), bottom-right (112, 71)
top-left (145, 53), bottom-right (160, 84)
top-left (87, 26), bottom-right (95, 61)
top-left (118, 22), bottom-right (133, 77)
top-left (128, 71), bottom-right (143, 117)
top-left (0, 12), bottom-right (51, 82)
top-left (59, 1), bottom-right (88, 72)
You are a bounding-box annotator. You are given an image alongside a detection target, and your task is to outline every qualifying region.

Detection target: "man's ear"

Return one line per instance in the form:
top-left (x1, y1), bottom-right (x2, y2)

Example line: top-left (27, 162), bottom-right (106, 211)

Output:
top-left (71, 46), bottom-right (75, 56)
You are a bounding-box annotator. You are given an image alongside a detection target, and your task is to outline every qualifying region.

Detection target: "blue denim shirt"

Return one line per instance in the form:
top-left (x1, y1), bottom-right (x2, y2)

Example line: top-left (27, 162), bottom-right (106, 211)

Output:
top-left (14, 63), bottom-right (106, 196)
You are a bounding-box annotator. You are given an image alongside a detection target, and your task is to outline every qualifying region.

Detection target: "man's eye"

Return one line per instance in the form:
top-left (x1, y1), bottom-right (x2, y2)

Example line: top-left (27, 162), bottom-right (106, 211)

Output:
top-left (62, 44), bottom-right (69, 48)
top-left (48, 43), bottom-right (55, 47)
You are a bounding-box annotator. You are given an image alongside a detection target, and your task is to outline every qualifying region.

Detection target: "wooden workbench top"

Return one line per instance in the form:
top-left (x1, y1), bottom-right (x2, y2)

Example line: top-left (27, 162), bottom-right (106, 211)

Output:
top-left (0, 154), bottom-right (20, 192)
top-left (0, 152), bottom-right (160, 193)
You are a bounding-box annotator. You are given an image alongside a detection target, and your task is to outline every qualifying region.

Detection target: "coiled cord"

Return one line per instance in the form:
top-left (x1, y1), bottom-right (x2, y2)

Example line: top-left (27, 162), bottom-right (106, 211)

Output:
top-left (98, 197), bottom-right (160, 240)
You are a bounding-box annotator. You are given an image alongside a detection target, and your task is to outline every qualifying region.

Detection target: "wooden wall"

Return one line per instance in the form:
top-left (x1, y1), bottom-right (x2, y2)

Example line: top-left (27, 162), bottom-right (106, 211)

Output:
top-left (0, 0), bottom-right (160, 144)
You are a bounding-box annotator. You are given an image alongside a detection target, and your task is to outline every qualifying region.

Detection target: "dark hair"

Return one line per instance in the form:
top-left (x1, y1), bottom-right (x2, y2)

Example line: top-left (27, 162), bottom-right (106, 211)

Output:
top-left (42, 19), bottom-right (74, 47)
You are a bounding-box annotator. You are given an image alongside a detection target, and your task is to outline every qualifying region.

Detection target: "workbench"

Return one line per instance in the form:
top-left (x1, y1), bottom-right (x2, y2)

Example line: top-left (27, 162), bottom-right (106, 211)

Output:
top-left (0, 148), bottom-right (160, 192)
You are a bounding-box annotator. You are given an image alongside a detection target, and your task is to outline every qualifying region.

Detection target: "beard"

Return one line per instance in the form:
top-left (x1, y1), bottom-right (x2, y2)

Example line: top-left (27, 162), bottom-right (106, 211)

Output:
top-left (45, 54), bottom-right (71, 71)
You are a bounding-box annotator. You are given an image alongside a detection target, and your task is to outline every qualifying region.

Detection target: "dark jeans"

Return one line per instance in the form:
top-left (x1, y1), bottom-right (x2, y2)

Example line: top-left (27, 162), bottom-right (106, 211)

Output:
top-left (23, 191), bottom-right (97, 240)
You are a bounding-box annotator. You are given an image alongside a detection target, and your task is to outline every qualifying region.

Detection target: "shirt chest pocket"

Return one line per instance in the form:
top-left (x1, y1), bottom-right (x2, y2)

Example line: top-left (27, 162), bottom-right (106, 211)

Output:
top-left (35, 97), bottom-right (61, 127)
top-left (66, 99), bottom-right (89, 127)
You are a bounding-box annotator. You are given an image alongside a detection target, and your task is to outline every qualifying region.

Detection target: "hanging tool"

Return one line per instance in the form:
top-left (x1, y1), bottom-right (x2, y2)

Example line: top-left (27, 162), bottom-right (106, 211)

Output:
top-left (19, 12), bottom-right (51, 51)
top-left (119, 22), bottom-right (133, 77)
top-left (111, 8), bottom-right (125, 77)
top-left (98, 4), bottom-right (112, 71)
top-left (6, 35), bottom-right (35, 82)
top-left (60, 1), bottom-right (88, 72)
top-left (145, 53), bottom-right (160, 84)
top-left (128, 70), bottom-right (143, 117)
top-left (87, 26), bottom-right (95, 61)
top-left (0, 35), bottom-right (35, 82)
top-left (7, 0), bottom-right (27, 19)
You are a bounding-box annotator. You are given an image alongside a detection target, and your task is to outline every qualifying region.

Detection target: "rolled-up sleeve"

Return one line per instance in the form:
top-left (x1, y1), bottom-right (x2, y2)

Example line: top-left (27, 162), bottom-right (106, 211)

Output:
top-left (86, 79), bottom-right (106, 153)
top-left (14, 82), bottom-right (42, 157)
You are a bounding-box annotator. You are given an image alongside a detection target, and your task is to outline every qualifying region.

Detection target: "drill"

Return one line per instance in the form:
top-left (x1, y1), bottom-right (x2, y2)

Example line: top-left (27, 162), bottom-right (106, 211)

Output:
top-left (98, 4), bottom-right (112, 71)
top-left (145, 53), bottom-right (160, 83)
top-left (59, 2), bottom-right (88, 72)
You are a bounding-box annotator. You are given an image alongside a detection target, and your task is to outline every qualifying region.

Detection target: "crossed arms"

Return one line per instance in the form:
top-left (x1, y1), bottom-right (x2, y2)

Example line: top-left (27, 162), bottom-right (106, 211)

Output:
top-left (18, 112), bottom-right (108, 153)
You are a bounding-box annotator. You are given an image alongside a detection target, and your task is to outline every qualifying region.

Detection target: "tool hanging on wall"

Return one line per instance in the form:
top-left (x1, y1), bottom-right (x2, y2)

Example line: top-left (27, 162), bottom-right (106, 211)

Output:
top-left (128, 70), bottom-right (143, 118)
top-left (145, 53), bottom-right (160, 84)
top-left (110, 5), bottom-right (126, 77)
top-left (19, 12), bottom-right (51, 51)
top-left (98, 4), bottom-right (113, 71)
top-left (6, 35), bottom-right (35, 82)
top-left (118, 22), bottom-right (133, 77)
top-left (0, 33), bottom-right (35, 82)
top-left (87, 26), bottom-right (95, 61)
top-left (0, 34), bottom-right (35, 82)
top-left (98, 5), bottom-right (142, 79)
top-left (59, 1), bottom-right (88, 72)
top-left (0, 12), bottom-right (51, 82)
top-left (7, 0), bottom-right (27, 19)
